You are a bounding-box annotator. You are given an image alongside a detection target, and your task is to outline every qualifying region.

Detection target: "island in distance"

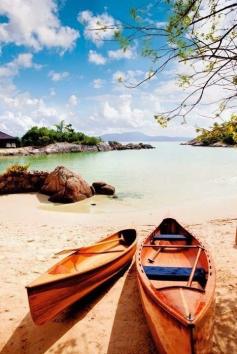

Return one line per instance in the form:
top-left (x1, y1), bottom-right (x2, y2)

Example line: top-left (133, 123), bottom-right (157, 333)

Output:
top-left (100, 131), bottom-right (191, 142)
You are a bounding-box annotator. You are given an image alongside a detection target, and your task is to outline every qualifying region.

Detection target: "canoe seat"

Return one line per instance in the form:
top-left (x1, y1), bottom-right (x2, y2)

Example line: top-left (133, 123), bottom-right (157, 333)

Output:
top-left (153, 234), bottom-right (187, 241)
top-left (143, 266), bottom-right (207, 286)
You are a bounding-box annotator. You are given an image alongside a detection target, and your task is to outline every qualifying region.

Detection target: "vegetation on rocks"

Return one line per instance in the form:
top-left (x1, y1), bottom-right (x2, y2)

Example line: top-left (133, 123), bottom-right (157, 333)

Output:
top-left (194, 114), bottom-right (237, 146)
top-left (21, 121), bottom-right (101, 147)
top-left (5, 163), bottom-right (30, 176)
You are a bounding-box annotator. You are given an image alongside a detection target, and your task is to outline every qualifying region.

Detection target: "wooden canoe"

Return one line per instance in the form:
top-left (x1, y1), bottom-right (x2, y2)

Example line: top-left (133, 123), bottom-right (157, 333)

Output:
top-left (136, 218), bottom-right (215, 354)
top-left (26, 228), bottom-right (137, 325)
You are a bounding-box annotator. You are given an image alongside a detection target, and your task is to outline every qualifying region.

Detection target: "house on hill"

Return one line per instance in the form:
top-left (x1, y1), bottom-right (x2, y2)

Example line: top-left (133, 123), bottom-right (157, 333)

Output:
top-left (0, 131), bottom-right (18, 148)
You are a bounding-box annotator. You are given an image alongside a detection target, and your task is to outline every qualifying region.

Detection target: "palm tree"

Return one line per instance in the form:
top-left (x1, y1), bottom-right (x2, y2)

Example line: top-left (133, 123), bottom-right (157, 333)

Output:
top-left (54, 120), bottom-right (65, 133)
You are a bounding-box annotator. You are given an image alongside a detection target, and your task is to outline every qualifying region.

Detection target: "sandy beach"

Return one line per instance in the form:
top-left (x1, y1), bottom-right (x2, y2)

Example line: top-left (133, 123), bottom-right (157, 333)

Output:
top-left (0, 193), bottom-right (236, 354)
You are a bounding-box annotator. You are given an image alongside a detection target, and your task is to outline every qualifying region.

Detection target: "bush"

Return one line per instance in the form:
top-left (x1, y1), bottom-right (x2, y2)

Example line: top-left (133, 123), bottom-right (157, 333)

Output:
top-left (21, 124), bottom-right (101, 147)
top-left (195, 114), bottom-right (237, 146)
top-left (5, 163), bottom-right (30, 175)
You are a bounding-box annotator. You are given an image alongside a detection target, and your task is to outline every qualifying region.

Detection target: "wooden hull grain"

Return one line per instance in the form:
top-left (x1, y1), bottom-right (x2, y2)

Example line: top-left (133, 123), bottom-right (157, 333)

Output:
top-left (27, 230), bottom-right (136, 325)
top-left (137, 277), bottom-right (215, 354)
top-left (136, 218), bottom-right (215, 354)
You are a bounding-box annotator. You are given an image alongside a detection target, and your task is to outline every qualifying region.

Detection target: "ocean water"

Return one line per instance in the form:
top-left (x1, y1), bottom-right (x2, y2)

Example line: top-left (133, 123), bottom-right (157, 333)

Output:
top-left (0, 142), bottom-right (237, 218)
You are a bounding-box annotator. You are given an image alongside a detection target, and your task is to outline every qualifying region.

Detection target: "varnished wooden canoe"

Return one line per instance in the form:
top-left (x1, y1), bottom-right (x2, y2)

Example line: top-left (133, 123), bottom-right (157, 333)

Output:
top-left (26, 228), bottom-right (137, 325)
top-left (136, 218), bottom-right (215, 354)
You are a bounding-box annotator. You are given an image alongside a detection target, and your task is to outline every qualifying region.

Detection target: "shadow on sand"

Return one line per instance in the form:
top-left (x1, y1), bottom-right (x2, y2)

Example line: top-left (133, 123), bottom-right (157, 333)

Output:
top-left (1, 268), bottom-right (128, 354)
top-left (107, 263), bottom-right (156, 354)
top-left (212, 286), bottom-right (237, 354)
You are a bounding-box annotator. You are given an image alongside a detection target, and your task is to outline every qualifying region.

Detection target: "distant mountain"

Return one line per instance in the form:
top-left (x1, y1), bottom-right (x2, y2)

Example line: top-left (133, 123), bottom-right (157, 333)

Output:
top-left (100, 132), bottom-right (191, 142)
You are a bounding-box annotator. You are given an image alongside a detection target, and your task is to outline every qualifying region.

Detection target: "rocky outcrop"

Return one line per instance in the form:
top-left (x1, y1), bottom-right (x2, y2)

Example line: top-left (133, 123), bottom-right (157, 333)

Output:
top-left (0, 141), bottom-right (155, 156)
top-left (92, 181), bottom-right (115, 195)
top-left (41, 166), bottom-right (93, 203)
top-left (181, 139), bottom-right (206, 146)
top-left (108, 141), bottom-right (154, 150)
top-left (0, 171), bottom-right (48, 194)
top-left (182, 139), bottom-right (234, 148)
top-left (97, 142), bottom-right (112, 152)
top-left (0, 165), bottom-right (116, 203)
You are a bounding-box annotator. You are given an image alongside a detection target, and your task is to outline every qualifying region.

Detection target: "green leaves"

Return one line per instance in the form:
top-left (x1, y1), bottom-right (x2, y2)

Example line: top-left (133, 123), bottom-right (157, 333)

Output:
top-left (233, 76), bottom-right (237, 85)
top-left (114, 31), bottom-right (130, 50)
top-left (130, 8), bottom-right (138, 20)
top-left (154, 115), bottom-right (169, 127)
top-left (195, 115), bottom-right (237, 146)
top-left (178, 74), bottom-right (191, 87)
top-left (21, 125), bottom-right (101, 147)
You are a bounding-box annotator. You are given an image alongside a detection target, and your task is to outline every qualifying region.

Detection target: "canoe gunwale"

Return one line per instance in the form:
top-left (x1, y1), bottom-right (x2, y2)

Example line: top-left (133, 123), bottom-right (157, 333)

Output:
top-left (26, 229), bottom-right (137, 325)
top-left (26, 246), bottom-right (136, 292)
top-left (26, 229), bottom-right (137, 290)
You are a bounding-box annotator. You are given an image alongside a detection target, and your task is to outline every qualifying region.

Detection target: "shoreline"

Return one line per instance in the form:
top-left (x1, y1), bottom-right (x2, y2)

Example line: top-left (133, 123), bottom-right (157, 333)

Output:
top-left (0, 193), bottom-right (236, 353)
top-left (182, 140), bottom-right (237, 148)
top-left (0, 141), bottom-right (154, 157)
top-left (1, 192), bottom-right (237, 225)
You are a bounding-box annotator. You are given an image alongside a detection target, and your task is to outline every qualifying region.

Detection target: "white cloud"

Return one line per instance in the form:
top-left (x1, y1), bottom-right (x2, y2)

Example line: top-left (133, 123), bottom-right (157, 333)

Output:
top-left (93, 79), bottom-right (104, 89)
top-left (88, 50), bottom-right (106, 65)
top-left (0, 53), bottom-right (40, 78)
top-left (48, 70), bottom-right (69, 81)
top-left (0, 0), bottom-right (79, 52)
top-left (49, 88), bottom-right (56, 96)
top-left (79, 93), bottom-right (162, 135)
top-left (68, 94), bottom-right (78, 107)
top-left (78, 10), bottom-right (120, 46)
top-left (0, 91), bottom-right (61, 134)
top-left (108, 46), bottom-right (136, 60)
top-left (156, 21), bottom-right (167, 28)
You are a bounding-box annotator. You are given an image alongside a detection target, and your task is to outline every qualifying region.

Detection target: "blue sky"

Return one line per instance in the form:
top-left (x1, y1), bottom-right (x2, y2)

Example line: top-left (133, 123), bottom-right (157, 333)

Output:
top-left (0, 0), bottom-right (200, 137)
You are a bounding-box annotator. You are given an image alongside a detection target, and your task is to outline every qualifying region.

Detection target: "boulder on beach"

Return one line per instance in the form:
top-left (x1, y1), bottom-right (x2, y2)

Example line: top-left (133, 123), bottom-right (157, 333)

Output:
top-left (92, 181), bottom-right (115, 195)
top-left (41, 166), bottom-right (93, 203)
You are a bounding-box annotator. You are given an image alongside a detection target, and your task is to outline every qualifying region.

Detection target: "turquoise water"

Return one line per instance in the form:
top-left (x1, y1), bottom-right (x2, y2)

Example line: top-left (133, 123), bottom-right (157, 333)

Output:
top-left (0, 143), bottom-right (237, 212)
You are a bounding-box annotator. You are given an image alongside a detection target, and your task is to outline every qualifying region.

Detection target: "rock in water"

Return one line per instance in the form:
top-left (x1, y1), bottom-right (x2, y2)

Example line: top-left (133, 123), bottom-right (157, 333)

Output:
top-left (41, 166), bottom-right (93, 203)
top-left (92, 181), bottom-right (115, 195)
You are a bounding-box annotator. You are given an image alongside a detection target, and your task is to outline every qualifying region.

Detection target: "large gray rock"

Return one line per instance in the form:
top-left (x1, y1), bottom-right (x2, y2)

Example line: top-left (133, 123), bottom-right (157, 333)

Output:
top-left (41, 166), bottom-right (93, 203)
top-left (92, 181), bottom-right (115, 195)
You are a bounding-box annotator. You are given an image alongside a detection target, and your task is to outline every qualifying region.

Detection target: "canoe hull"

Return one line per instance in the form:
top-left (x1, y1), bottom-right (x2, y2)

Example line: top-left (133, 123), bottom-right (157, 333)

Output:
top-left (136, 218), bottom-right (215, 354)
top-left (137, 276), bottom-right (215, 354)
top-left (27, 236), bottom-right (136, 325)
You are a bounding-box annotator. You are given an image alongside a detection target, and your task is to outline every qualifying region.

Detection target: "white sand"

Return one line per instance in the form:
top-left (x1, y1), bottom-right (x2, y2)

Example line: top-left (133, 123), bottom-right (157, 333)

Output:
top-left (0, 193), bottom-right (236, 353)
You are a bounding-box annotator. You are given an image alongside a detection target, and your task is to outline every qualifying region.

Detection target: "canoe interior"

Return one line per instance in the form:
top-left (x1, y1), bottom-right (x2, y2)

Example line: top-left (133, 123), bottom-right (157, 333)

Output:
top-left (28, 228), bottom-right (137, 288)
top-left (137, 218), bottom-right (215, 325)
top-left (26, 229), bottom-right (137, 325)
top-left (50, 229), bottom-right (136, 275)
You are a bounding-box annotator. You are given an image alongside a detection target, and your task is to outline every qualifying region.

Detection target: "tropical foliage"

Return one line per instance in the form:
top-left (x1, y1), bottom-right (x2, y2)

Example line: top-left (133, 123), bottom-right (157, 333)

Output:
top-left (5, 163), bottom-right (30, 175)
top-left (112, 1), bottom-right (237, 124)
top-left (195, 114), bottom-right (237, 145)
top-left (21, 122), bottom-right (101, 147)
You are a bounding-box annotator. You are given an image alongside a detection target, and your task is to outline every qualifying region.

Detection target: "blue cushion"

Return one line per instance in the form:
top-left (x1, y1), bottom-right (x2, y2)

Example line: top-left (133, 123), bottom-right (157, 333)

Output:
top-left (143, 266), bottom-right (206, 285)
top-left (153, 234), bottom-right (187, 241)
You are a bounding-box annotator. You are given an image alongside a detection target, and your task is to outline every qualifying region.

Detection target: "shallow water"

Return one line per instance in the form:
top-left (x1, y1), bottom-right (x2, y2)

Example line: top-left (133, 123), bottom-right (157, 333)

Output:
top-left (0, 142), bottom-right (237, 217)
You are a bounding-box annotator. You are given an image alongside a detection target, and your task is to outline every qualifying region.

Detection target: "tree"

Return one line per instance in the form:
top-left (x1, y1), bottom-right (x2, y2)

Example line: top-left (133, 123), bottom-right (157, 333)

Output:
top-left (101, 1), bottom-right (237, 125)
top-left (54, 120), bottom-right (66, 133)
top-left (21, 125), bottom-right (101, 147)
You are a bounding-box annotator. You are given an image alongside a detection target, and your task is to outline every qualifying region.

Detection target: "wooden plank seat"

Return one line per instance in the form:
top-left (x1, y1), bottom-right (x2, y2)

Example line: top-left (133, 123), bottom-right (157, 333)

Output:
top-left (143, 266), bottom-right (207, 286)
top-left (153, 234), bottom-right (187, 241)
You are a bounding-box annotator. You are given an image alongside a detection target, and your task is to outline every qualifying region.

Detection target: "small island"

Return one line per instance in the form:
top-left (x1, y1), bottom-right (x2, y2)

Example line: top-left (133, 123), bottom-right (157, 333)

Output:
top-left (0, 122), bottom-right (154, 156)
top-left (185, 114), bottom-right (237, 148)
